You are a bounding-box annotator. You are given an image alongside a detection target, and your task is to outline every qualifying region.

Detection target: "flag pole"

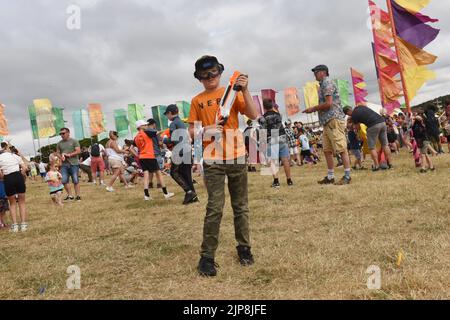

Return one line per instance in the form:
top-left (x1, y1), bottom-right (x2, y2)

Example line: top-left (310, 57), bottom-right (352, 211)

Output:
top-left (386, 0), bottom-right (412, 114)
top-left (369, 0), bottom-right (387, 109)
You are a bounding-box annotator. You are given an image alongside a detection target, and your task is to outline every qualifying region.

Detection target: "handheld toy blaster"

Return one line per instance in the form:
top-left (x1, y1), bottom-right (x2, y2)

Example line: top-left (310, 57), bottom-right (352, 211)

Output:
top-left (216, 71), bottom-right (244, 126)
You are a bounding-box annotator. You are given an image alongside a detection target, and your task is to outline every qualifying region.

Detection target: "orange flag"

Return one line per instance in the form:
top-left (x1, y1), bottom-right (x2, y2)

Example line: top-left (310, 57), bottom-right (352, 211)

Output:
top-left (0, 103), bottom-right (8, 136)
top-left (88, 103), bottom-right (105, 136)
top-left (284, 87), bottom-right (300, 117)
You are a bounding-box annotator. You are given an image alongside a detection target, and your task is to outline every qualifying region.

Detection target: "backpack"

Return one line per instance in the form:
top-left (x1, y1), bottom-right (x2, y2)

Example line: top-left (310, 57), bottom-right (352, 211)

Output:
top-left (90, 144), bottom-right (101, 157)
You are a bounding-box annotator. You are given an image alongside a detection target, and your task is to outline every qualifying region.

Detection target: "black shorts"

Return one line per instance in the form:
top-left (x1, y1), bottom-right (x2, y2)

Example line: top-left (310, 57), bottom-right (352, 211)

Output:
top-left (4, 171), bottom-right (26, 197)
top-left (140, 159), bottom-right (159, 173)
top-left (301, 150), bottom-right (312, 157)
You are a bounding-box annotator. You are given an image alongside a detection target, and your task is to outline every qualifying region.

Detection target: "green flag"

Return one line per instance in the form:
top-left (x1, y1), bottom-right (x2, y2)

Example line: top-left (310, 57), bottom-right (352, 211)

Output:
top-left (28, 105), bottom-right (39, 140)
top-left (151, 105), bottom-right (169, 131)
top-left (335, 79), bottom-right (350, 107)
top-left (176, 101), bottom-right (191, 119)
top-left (73, 110), bottom-right (85, 140)
top-left (128, 104), bottom-right (145, 135)
top-left (114, 109), bottom-right (129, 138)
top-left (52, 107), bottom-right (66, 135)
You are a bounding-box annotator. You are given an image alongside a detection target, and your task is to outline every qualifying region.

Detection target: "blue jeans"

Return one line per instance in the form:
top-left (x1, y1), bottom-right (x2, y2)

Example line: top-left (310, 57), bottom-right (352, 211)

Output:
top-left (267, 141), bottom-right (290, 160)
top-left (61, 164), bottom-right (80, 185)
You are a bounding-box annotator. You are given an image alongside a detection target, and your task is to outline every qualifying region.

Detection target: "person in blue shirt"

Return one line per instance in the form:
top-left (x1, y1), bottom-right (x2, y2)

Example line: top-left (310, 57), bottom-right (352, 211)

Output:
top-left (0, 179), bottom-right (10, 229)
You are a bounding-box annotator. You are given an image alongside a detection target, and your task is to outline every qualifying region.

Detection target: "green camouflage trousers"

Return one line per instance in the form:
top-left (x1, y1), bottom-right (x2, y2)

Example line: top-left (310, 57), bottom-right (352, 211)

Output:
top-left (201, 161), bottom-right (251, 259)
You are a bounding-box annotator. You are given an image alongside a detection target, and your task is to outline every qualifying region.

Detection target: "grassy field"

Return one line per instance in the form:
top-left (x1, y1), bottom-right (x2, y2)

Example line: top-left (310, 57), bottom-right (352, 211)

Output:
top-left (0, 151), bottom-right (449, 300)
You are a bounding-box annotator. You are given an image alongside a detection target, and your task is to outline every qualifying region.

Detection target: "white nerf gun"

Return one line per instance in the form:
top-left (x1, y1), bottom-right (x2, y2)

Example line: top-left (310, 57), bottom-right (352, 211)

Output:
top-left (216, 71), bottom-right (244, 126)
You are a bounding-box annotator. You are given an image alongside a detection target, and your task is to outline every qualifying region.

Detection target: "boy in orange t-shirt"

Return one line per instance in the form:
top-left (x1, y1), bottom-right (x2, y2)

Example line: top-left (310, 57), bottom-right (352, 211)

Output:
top-left (188, 55), bottom-right (258, 277)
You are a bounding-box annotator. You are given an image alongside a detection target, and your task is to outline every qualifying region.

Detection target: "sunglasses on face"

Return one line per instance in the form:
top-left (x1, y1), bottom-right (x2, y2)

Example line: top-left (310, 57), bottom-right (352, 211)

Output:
top-left (198, 69), bottom-right (221, 80)
top-left (60, 132), bottom-right (68, 136)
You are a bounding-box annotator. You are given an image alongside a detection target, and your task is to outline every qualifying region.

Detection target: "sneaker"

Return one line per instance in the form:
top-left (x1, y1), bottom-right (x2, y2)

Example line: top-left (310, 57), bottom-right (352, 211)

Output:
top-left (287, 179), bottom-right (294, 186)
top-left (183, 191), bottom-right (198, 205)
top-left (387, 164), bottom-right (394, 170)
top-left (75, 196), bottom-right (81, 201)
top-left (100, 181), bottom-right (107, 187)
top-left (10, 224), bottom-right (19, 233)
top-left (198, 257), bottom-right (218, 277)
top-left (420, 168), bottom-right (428, 173)
top-left (271, 181), bottom-right (281, 189)
top-left (124, 184), bottom-right (134, 189)
top-left (335, 176), bottom-right (352, 185)
top-left (20, 223), bottom-right (28, 232)
top-left (106, 186), bottom-right (114, 192)
top-left (237, 246), bottom-right (255, 266)
top-left (164, 192), bottom-right (175, 200)
top-left (252, 167), bottom-right (257, 172)
top-left (430, 167), bottom-right (436, 171)
top-left (318, 177), bottom-right (335, 185)
top-left (64, 196), bottom-right (75, 201)
top-left (144, 196), bottom-right (152, 201)
top-left (372, 166), bottom-right (380, 172)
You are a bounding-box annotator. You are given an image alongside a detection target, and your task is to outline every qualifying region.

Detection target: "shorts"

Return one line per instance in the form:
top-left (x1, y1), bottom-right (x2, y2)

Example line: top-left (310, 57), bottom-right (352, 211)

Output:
top-left (367, 122), bottom-right (389, 150)
top-left (31, 169), bottom-right (38, 177)
top-left (301, 149), bottom-right (312, 158)
top-left (323, 119), bottom-right (347, 154)
top-left (50, 187), bottom-right (64, 196)
top-left (420, 140), bottom-right (432, 155)
top-left (266, 141), bottom-right (290, 160)
top-left (0, 198), bottom-right (9, 212)
top-left (350, 149), bottom-right (362, 161)
top-left (108, 159), bottom-right (123, 170)
top-left (289, 147), bottom-right (299, 156)
top-left (4, 171), bottom-right (26, 197)
top-left (140, 159), bottom-right (159, 173)
top-left (91, 156), bottom-right (105, 175)
top-left (40, 172), bottom-right (46, 178)
top-left (61, 164), bottom-right (80, 185)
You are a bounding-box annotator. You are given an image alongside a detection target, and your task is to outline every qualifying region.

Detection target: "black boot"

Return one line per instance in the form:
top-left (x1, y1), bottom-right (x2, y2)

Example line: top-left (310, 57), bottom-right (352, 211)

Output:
top-left (198, 257), bottom-right (218, 277)
top-left (236, 246), bottom-right (255, 266)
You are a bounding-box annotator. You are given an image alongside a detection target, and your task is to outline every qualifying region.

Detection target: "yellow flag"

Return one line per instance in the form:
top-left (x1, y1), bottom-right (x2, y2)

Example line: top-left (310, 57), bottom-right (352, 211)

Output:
top-left (394, 0), bottom-right (430, 13)
top-left (303, 81), bottom-right (319, 109)
top-left (397, 37), bottom-right (437, 68)
top-left (404, 66), bottom-right (436, 101)
top-left (33, 98), bottom-right (56, 138)
top-left (355, 82), bottom-right (367, 89)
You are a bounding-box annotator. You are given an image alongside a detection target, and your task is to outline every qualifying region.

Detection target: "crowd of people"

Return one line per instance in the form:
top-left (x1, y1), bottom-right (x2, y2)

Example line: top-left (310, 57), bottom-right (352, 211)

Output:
top-left (1, 56), bottom-right (449, 277)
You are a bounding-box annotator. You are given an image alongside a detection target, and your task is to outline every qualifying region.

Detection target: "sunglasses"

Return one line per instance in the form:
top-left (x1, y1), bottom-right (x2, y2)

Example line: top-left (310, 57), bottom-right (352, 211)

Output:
top-left (198, 69), bottom-right (221, 80)
top-left (59, 132), bottom-right (68, 136)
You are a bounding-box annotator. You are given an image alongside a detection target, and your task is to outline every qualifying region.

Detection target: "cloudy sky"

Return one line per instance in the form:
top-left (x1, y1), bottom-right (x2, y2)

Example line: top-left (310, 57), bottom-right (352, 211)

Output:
top-left (1, 0), bottom-right (448, 156)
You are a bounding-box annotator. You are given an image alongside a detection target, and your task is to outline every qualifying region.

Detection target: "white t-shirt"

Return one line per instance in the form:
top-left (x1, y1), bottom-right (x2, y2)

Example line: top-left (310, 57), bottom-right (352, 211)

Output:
top-left (0, 152), bottom-right (24, 175)
top-left (82, 157), bottom-right (91, 166)
top-left (39, 162), bottom-right (47, 173)
top-left (300, 135), bottom-right (310, 151)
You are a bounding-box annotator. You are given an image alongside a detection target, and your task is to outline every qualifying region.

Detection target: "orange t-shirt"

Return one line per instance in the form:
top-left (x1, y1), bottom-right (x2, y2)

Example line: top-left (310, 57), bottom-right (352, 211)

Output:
top-left (188, 87), bottom-right (246, 161)
top-left (134, 131), bottom-right (155, 160)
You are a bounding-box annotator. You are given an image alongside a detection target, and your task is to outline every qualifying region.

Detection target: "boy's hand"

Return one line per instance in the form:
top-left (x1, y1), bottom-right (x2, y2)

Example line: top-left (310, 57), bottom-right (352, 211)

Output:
top-left (236, 74), bottom-right (249, 92)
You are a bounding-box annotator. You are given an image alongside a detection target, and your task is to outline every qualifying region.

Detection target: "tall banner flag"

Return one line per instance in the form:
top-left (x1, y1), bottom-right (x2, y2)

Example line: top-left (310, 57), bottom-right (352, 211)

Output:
top-left (0, 104), bottom-right (8, 136)
top-left (334, 79), bottom-right (350, 106)
top-left (350, 68), bottom-right (368, 106)
top-left (387, 0), bottom-right (439, 111)
top-left (284, 88), bottom-right (300, 117)
top-left (151, 105), bottom-right (169, 131)
top-left (52, 107), bottom-right (66, 134)
top-left (28, 106), bottom-right (39, 140)
top-left (73, 110), bottom-right (91, 140)
top-left (252, 95), bottom-right (263, 116)
top-left (33, 98), bottom-right (56, 138)
top-left (88, 103), bottom-right (105, 136)
top-left (176, 101), bottom-right (191, 120)
top-left (128, 103), bottom-right (145, 135)
top-left (114, 109), bottom-right (129, 138)
top-left (261, 89), bottom-right (279, 110)
top-left (303, 81), bottom-right (319, 110)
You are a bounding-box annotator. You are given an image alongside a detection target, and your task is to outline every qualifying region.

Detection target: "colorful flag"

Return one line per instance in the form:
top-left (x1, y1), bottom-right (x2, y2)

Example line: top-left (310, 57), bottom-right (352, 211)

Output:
top-left (88, 103), bottom-right (105, 136)
top-left (284, 88), bottom-right (300, 117)
top-left (252, 95), bottom-right (263, 116)
top-left (391, 0), bottom-right (439, 49)
top-left (261, 89), bottom-right (279, 110)
top-left (73, 110), bottom-right (85, 140)
top-left (396, 37), bottom-right (437, 68)
top-left (33, 98), bottom-right (56, 138)
top-left (114, 109), bottom-right (129, 138)
top-left (394, 0), bottom-right (431, 14)
top-left (0, 104), bottom-right (8, 136)
top-left (28, 105), bottom-right (39, 140)
top-left (351, 68), bottom-right (368, 106)
top-left (303, 82), bottom-right (319, 109)
top-left (176, 101), bottom-right (191, 120)
top-left (403, 65), bottom-right (436, 101)
top-left (52, 107), bottom-right (66, 134)
top-left (334, 80), bottom-right (350, 106)
top-left (128, 103), bottom-right (145, 135)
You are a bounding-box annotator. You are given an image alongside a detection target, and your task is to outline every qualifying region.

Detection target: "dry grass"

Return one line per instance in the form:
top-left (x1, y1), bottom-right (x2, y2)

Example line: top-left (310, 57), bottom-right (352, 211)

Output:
top-left (0, 151), bottom-right (449, 300)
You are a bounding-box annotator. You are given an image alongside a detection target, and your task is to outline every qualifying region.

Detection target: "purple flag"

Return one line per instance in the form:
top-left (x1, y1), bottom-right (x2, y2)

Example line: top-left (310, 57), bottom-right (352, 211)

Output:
top-left (391, 0), bottom-right (440, 49)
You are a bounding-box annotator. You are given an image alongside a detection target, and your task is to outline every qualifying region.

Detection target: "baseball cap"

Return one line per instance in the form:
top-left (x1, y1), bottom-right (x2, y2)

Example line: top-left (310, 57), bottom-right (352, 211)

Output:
top-left (311, 65), bottom-right (329, 74)
top-left (164, 104), bottom-right (179, 116)
top-left (136, 120), bottom-right (148, 129)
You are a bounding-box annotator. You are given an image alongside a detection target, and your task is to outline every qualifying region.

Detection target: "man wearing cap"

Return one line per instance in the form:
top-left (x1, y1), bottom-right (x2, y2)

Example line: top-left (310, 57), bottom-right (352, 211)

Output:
top-left (343, 106), bottom-right (393, 171)
top-left (304, 65), bottom-right (352, 185)
top-left (188, 55), bottom-right (258, 277)
top-left (163, 104), bottom-right (198, 205)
